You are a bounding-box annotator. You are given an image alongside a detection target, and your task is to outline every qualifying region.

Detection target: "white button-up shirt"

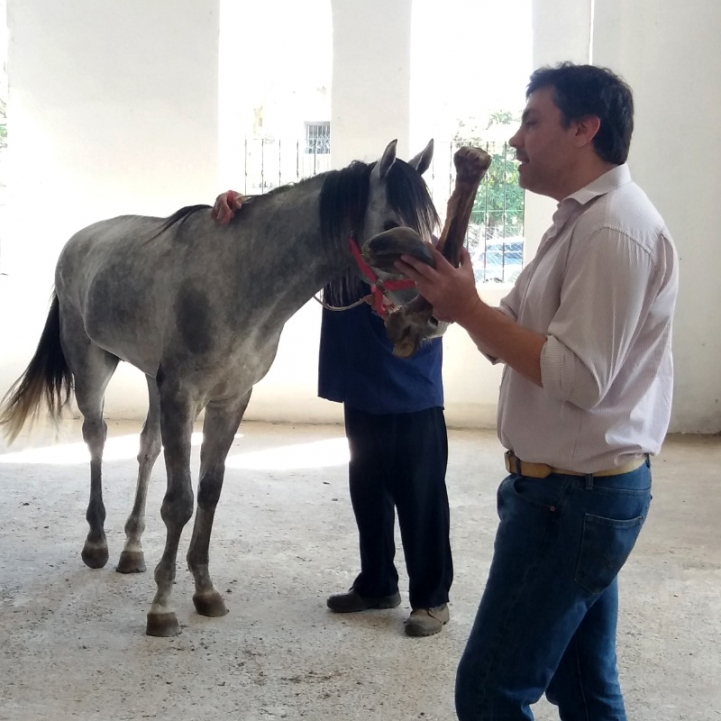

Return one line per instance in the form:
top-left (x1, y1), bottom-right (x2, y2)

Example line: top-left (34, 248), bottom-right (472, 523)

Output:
top-left (495, 164), bottom-right (678, 472)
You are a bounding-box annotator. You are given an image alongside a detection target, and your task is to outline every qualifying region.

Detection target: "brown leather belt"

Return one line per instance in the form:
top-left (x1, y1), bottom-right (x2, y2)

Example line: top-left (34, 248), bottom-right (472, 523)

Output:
top-left (504, 450), bottom-right (647, 479)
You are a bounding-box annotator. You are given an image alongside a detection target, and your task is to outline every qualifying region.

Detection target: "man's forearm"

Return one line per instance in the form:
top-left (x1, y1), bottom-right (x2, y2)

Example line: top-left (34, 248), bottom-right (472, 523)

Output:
top-left (458, 298), bottom-right (547, 387)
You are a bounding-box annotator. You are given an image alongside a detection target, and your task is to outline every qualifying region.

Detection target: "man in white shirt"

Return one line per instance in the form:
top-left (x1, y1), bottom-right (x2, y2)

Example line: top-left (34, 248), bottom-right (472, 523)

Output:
top-left (397, 62), bottom-right (678, 721)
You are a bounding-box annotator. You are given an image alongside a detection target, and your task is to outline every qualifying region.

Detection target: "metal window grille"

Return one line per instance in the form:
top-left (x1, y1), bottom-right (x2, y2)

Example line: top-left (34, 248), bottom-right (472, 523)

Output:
top-left (304, 122), bottom-right (330, 155)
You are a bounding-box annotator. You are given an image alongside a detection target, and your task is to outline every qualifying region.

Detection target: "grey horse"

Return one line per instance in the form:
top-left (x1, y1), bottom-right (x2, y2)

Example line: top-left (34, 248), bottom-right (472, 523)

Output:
top-left (0, 139), bottom-right (439, 636)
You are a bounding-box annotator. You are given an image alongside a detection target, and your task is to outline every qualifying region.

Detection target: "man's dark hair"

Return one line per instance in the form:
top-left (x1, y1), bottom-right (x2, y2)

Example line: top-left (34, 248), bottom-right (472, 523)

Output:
top-left (527, 62), bottom-right (634, 165)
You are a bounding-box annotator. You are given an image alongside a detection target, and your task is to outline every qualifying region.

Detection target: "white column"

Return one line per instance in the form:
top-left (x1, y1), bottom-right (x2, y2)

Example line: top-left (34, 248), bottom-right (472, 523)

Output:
top-left (524, 0), bottom-right (593, 259)
top-left (330, 0), bottom-right (413, 167)
top-left (593, 0), bottom-right (721, 432)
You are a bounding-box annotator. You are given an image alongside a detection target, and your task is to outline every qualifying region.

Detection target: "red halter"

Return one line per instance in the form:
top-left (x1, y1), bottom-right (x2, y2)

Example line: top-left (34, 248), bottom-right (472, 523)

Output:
top-left (348, 236), bottom-right (416, 317)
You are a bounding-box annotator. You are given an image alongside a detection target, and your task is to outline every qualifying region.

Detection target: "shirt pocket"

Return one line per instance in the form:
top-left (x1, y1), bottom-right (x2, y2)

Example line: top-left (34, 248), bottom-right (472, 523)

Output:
top-left (574, 513), bottom-right (647, 595)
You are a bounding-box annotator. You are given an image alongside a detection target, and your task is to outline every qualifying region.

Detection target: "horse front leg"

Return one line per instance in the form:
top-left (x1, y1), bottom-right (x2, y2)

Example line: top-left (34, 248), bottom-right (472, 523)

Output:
top-left (187, 392), bottom-right (252, 618)
top-left (146, 385), bottom-right (196, 637)
top-left (117, 377), bottom-right (162, 574)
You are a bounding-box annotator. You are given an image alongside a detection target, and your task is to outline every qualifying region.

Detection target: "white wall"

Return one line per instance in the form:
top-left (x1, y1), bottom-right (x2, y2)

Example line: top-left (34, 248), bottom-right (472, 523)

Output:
top-left (1, 0), bottom-right (220, 420)
top-left (330, 0), bottom-right (412, 164)
top-left (525, 0), bottom-right (593, 258)
top-left (592, 0), bottom-right (721, 433)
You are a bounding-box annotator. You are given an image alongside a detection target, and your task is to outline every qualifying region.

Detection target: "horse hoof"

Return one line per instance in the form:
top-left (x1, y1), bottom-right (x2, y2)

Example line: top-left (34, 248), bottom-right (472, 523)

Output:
top-left (193, 592), bottom-right (228, 617)
top-left (116, 551), bottom-right (146, 574)
top-left (81, 543), bottom-right (109, 569)
top-left (146, 612), bottom-right (181, 637)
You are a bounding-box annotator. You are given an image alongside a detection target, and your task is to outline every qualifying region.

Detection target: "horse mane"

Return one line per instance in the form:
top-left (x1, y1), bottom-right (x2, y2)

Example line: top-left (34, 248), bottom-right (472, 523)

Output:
top-left (148, 178), bottom-right (318, 243)
top-left (138, 204), bottom-right (210, 244)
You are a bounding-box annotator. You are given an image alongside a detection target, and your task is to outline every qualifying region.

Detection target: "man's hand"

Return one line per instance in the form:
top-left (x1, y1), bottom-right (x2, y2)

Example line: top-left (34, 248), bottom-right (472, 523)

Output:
top-left (210, 190), bottom-right (246, 225)
top-left (395, 246), bottom-right (482, 324)
top-left (399, 244), bottom-right (547, 387)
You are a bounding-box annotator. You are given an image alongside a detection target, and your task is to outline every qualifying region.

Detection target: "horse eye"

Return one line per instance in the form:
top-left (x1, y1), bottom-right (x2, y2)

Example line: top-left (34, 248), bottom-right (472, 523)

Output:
top-left (383, 220), bottom-right (400, 231)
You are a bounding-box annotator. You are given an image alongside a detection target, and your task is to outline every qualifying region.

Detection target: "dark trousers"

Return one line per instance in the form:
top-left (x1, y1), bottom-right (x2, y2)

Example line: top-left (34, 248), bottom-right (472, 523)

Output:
top-left (343, 405), bottom-right (453, 609)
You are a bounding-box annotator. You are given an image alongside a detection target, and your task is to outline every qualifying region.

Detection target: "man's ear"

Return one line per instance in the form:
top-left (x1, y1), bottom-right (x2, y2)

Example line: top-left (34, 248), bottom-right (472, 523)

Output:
top-left (573, 115), bottom-right (602, 149)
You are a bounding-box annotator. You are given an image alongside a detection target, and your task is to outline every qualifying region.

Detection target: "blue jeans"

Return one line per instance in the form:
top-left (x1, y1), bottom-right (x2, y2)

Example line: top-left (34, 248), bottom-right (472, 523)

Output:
top-left (455, 460), bottom-right (652, 720)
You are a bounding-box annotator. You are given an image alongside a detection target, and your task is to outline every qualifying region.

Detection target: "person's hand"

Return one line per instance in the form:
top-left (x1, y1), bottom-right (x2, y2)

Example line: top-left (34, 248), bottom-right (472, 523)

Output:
top-left (395, 246), bottom-right (482, 324)
top-left (210, 190), bottom-right (246, 225)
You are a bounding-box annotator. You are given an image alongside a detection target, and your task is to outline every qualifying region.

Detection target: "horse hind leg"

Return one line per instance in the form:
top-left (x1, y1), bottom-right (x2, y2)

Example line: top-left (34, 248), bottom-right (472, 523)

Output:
top-left (65, 336), bottom-right (120, 570)
top-left (117, 376), bottom-right (161, 574)
top-left (187, 391), bottom-right (252, 618)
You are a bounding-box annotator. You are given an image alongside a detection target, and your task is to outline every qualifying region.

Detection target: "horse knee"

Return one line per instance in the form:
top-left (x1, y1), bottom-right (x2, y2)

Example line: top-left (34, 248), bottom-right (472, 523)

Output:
top-left (161, 486), bottom-right (194, 527)
top-left (197, 474), bottom-right (223, 508)
top-left (137, 434), bottom-right (162, 465)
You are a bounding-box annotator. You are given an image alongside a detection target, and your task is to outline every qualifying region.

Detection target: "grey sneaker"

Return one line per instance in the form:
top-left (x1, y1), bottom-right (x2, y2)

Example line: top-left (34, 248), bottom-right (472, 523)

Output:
top-left (404, 604), bottom-right (450, 637)
top-left (327, 588), bottom-right (401, 613)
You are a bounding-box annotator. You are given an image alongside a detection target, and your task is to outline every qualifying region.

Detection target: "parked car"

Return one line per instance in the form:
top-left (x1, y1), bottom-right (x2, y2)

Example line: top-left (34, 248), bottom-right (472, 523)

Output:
top-left (472, 239), bottom-right (524, 284)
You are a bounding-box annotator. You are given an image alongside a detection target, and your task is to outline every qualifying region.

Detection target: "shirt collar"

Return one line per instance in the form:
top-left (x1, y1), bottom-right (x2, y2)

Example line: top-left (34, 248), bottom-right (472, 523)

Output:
top-left (563, 163), bottom-right (632, 207)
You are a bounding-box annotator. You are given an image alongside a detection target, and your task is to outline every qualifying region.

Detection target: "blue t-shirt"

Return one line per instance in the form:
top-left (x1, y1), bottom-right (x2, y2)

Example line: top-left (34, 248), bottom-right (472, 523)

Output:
top-left (318, 290), bottom-right (444, 415)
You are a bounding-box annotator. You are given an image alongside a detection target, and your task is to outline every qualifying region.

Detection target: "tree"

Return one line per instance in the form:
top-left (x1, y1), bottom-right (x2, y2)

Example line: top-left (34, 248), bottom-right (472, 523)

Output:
top-left (453, 111), bottom-right (524, 253)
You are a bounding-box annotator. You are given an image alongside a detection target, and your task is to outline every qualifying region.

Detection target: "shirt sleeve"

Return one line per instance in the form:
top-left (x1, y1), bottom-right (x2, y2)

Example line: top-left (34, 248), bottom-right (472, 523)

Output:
top-left (540, 228), bottom-right (658, 410)
top-left (497, 273), bottom-right (524, 321)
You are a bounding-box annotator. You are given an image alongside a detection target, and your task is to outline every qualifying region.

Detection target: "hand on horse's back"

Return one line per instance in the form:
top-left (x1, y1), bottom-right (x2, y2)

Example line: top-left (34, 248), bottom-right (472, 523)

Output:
top-left (211, 190), bottom-right (245, 225)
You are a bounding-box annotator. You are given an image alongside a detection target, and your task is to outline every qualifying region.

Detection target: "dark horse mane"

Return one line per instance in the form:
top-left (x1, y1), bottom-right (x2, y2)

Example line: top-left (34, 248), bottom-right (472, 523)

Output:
top-left (153, 157), bottom-right (439, 303)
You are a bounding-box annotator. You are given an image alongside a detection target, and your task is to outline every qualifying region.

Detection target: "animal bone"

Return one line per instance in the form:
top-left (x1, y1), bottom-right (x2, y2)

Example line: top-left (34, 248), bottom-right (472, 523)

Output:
top-left (363, 146), bottom-right (491, 357)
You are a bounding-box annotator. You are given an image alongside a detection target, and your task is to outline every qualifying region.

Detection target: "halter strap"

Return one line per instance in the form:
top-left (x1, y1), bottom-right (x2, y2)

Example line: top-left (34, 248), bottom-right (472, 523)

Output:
top-left (348, 236), bottom-right (416, 317)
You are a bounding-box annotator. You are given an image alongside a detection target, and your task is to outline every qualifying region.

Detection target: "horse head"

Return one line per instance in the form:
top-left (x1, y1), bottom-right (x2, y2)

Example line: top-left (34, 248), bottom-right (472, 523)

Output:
top-left (362, 144), bottom-right (493, 358)
top-left (321, 138), bottom-right (439, 315)
top-left (362, 224), bottom-right (449, 359)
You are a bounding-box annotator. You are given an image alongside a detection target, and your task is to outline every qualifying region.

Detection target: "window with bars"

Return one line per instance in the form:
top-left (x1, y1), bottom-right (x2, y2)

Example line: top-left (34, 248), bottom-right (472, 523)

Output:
top-left (304, 121), bottom-right (330, 154)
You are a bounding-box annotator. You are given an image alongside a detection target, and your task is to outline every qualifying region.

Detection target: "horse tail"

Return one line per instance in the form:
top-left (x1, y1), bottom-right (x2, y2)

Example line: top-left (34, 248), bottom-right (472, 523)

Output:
top-left (0, 293), bottom-right (74, 443)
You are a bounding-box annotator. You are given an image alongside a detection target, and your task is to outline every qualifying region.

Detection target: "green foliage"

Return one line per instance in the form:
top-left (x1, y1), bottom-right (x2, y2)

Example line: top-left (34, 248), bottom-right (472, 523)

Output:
top-left (453, 111), bottom-right (524, 247)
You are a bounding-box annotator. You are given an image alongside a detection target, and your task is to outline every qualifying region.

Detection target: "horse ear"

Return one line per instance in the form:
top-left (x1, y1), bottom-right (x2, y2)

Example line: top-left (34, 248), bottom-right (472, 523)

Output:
top-left (375, 139), bottom-right (398, 180)
top-left (408, 139), bottom-right (434, 175)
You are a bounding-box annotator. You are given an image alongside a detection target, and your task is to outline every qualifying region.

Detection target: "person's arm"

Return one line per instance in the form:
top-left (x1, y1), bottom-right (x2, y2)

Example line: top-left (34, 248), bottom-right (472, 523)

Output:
top-left (537, 229), bottom-right (659, 409)
top-left (398, 229), bottom-right (659, 408)
top-left (396, 246), bottom-right (546, 386)
top-left (210, 191), bottom-right (246, 225)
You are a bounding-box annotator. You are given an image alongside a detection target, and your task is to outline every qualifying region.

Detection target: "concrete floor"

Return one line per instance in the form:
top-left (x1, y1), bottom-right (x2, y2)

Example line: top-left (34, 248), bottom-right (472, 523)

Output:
top-left (0, 419), bottom-right (719, 721)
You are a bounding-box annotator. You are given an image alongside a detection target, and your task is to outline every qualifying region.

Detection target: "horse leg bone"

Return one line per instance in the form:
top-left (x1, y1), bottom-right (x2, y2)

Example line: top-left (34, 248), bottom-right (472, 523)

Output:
top-left (187, 391), bottom-right (252, 617)
top-left (117, 376), bottom-right (162, 574)
top-left (146, 386), bottom-right (196, 637)
top-left (435, 146), bottom-right (492, 264)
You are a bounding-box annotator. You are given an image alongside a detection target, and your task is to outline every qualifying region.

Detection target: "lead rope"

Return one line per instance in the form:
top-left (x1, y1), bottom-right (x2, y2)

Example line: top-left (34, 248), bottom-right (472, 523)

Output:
top-left (312, 235), bottom-right (416, 314)
top-left (312, 292), bottom-right (367, 312)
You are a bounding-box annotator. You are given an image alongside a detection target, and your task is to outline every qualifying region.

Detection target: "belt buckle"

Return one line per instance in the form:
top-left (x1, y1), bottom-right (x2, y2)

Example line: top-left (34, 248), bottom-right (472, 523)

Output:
top-left (505, 450), bottom-right (521, 475)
